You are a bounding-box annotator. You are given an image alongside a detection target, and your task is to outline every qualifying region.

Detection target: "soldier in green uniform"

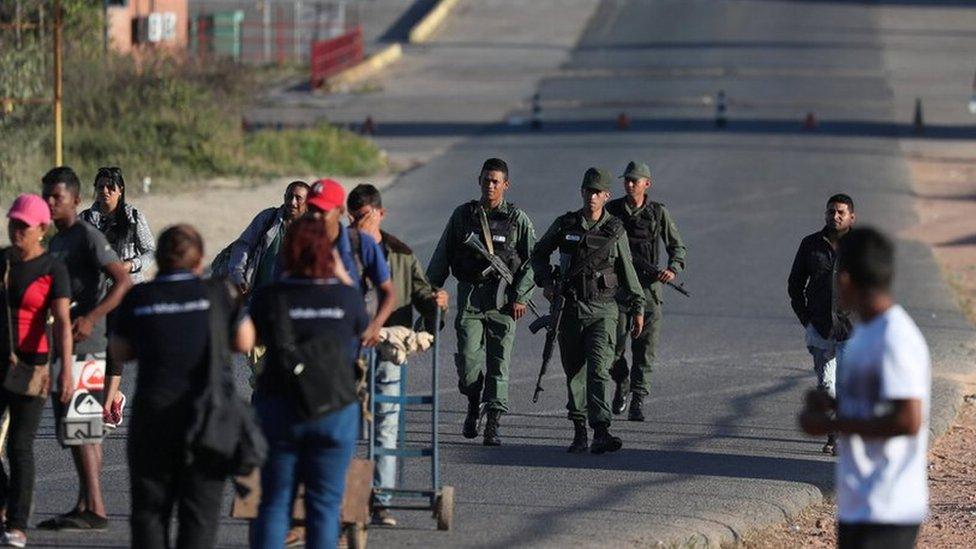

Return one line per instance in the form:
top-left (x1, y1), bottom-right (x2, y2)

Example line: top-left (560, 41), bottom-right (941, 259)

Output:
top-left (606, 161), bottom-right (686, 422)
top-left (426, 158), bottom-right (536, 446)
top-left (531, 167), bottom-right (645, 454)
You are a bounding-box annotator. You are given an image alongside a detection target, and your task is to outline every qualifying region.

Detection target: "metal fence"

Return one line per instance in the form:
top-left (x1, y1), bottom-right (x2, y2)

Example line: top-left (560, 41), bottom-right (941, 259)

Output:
top-left (188, 0), bottom-right (363, 65)
top-left (310, 26), bottom-right (363, 87)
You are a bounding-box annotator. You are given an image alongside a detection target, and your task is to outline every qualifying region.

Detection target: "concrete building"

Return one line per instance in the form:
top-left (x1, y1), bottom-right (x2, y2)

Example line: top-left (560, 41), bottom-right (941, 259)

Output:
top-left (108, 0), bottom-right (189, 54)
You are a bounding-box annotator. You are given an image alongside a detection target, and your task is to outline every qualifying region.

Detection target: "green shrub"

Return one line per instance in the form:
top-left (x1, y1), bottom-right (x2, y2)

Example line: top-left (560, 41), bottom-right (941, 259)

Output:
top-left (245, 124), bottom-right (386, 178)
top-left (1, 1), bottom-right (384, 200)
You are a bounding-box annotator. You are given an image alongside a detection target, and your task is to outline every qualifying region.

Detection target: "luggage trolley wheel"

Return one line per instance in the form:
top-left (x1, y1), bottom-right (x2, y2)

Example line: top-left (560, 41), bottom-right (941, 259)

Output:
top-left (343, 522), bottom-right (368, 548)
top-left (434, 485), bottom-right (455, 531)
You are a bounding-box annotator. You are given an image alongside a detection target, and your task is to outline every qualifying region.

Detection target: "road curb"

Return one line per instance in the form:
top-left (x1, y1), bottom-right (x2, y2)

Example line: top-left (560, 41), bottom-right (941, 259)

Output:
top-left (324, 43), bottom-right (403, 91)
top-left (409, 0), bottom-right (461, 44)
top-left (321, 0), bottom-right (460, 90)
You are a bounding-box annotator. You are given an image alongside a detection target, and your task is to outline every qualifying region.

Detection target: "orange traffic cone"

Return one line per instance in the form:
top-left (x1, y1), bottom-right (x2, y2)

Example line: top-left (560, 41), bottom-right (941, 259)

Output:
top-left (803, 112), bottom-right (817, 130)
top-left (616, 112), bottom-right (631, 130)
top-left (361, 116), bottom-right (376, 136)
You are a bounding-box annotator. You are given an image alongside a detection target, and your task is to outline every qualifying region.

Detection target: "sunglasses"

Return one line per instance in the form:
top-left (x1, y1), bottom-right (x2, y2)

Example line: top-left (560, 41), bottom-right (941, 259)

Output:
top-left (95, 167), bottom-right (123, 191)
top-left (95, 181), bottom-right (120, 191)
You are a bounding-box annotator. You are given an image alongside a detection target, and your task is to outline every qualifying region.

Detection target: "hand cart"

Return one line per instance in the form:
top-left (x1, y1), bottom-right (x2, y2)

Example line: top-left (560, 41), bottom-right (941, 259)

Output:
top-left (368, 308), bottom-right (455, 530)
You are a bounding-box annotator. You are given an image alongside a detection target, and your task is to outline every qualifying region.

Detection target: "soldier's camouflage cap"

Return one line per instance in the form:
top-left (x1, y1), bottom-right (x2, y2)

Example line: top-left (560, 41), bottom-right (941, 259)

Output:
top-left (581, 167), bottom-right (612, 192)
top-left (619, 161), bottom-right (652, 180)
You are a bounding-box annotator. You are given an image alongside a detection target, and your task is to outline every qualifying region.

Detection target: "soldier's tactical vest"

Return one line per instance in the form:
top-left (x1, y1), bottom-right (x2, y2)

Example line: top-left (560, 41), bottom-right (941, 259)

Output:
top-left (606, 198), bottom-right (662, 279)
top-left (450, 201), bottom-right (520, 283)
top-left (557, 213), bottom-right (624, 302)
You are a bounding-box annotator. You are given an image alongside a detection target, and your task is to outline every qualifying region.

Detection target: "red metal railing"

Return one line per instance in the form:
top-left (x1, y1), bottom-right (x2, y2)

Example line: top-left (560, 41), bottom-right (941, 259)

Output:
top-left (310, 26), bottom-right (363, 89)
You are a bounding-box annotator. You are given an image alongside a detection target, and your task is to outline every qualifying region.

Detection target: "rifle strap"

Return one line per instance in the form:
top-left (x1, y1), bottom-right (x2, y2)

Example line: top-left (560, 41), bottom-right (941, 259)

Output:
top-left (477, 204), bottom-right (495, 256)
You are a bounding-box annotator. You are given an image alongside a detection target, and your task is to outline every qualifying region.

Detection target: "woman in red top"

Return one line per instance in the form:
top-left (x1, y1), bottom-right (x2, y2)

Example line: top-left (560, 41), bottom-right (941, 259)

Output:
top-left (0, 194), bottom-right (73, 547)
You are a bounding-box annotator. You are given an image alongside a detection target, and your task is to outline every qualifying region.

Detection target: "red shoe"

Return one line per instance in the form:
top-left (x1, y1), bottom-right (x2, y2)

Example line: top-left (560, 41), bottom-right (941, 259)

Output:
top-left (103, 393), bottom-right (126, 429)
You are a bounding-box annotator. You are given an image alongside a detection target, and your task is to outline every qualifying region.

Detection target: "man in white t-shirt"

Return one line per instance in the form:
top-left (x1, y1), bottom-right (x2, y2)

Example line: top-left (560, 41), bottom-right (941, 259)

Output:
top-left (799, 227), bottom-right (929, 549)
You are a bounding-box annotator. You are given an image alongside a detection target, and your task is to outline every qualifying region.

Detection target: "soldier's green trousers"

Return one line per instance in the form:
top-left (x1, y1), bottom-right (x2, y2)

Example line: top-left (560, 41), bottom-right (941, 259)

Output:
top-left (558, 311), bottom-right (618, 428)
top-left (455, 309), bottom-right (516, 413)
top-left (611, 286), bottom-right (662, 397)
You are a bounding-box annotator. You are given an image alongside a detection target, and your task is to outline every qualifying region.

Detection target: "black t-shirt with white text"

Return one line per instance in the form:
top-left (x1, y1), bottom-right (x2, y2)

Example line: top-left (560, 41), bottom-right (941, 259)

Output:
top-left (115, 272), bottom-right (242, 425)
top-left (249, 278), bottom-right (368, 398)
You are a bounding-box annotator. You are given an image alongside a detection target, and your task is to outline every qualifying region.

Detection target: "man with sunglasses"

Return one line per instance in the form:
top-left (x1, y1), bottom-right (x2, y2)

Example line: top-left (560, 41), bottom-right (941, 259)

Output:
top-left (605, 161), bottom-right (686, 422)
top-left (426, 158), bottom-right (536, 446)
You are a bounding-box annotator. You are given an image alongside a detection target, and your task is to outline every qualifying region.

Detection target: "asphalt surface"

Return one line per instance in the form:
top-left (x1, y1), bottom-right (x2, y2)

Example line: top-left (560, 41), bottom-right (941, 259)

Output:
top-left (26, 0), bottom-right (976, 547)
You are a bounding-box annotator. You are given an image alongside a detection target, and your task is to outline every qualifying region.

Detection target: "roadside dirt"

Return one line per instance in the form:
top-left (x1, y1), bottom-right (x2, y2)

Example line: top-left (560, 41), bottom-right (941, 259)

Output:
top-left (736, 395), bottom-right (976, 548)
top-left (736, 147), bottom-right (976, 548)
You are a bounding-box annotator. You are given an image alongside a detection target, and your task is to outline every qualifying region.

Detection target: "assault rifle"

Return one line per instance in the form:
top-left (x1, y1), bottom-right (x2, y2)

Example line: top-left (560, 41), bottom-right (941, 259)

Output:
top-left (634, 258), bottom-right (690, 297)
top-left (528, 265), bottom-right (567, 403)
top-left (657, 275), bottom-right (690, 297)
top-left (462, 233), bottom-right (542, 318)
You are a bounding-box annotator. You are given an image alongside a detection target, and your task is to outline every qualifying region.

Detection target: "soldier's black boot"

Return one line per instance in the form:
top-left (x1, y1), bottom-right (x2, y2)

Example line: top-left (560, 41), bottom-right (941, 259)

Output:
top-left (483, 410), bottom-right (501, 446)
top-left (567, 420), bottom-right (588, 453)
top-left (612, 382), bottom-right (630, 415)
top-left (627, 393), bottom-right (645, 422)
top-left (823, 433), bottom-right (837, 456)
top-left (610, 358), bottom-right (629, 415)
top-left (462, 394), bottom-right (481, 439)
top-left (591, 425), bottom-right (623, 454)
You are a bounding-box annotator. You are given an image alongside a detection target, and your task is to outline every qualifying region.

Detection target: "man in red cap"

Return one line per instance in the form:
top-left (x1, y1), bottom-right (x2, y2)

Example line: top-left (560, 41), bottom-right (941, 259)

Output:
top-left (279, 178), bottom-right (396, 545)
top-left (306, 178), bottom-right (396, 347)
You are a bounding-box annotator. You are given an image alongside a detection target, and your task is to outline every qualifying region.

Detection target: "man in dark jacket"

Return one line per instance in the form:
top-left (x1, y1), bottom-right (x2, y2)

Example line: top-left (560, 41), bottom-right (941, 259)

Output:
top-left (226, 181), bottom-right (309, 294)
top-left (788, 193), bottom-right (855, 455)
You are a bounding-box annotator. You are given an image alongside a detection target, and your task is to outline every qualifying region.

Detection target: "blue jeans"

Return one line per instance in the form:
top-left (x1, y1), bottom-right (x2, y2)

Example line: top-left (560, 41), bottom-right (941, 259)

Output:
top-left (372, 360), bottom-right (401, 507)
top-left (805, 325), bottom-right (846, 399)
top-left (251, 395), bottom-right (359, 549)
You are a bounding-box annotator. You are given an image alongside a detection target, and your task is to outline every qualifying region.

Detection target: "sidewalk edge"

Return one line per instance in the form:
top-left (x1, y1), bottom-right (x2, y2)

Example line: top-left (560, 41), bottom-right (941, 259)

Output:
top-left (325, 43), bottom-right (403, 91)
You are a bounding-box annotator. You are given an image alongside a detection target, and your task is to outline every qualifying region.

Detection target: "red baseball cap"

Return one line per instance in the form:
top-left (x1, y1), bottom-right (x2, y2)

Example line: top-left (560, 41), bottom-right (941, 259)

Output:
top-left (307, 179), bottom-right (345, 212)
top-left (7, 193), bottom-right (51, 227)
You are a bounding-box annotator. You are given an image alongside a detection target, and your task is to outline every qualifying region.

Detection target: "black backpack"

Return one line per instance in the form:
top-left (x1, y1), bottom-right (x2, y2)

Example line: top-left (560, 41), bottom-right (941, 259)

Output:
top-left (270, 292), bottom-right (358, 421)
top-left (184, 281), bottom-right (267, 476)
top-left (210, 207), bottom-right (279, 280)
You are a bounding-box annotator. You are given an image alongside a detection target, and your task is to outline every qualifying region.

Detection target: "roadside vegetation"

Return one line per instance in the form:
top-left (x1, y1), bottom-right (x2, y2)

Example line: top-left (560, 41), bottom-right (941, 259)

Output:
top-left (0, 0), bottom-right (384, 199)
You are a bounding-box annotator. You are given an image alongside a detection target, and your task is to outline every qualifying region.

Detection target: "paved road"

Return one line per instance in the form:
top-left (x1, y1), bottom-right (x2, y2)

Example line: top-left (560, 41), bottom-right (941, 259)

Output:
top-left (27, 0), bottom-right (976, 547)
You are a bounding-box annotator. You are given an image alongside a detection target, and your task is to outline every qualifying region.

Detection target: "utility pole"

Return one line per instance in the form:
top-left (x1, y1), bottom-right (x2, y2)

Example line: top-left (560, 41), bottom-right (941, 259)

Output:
top-left (53, 0), bottom-right (63, 165)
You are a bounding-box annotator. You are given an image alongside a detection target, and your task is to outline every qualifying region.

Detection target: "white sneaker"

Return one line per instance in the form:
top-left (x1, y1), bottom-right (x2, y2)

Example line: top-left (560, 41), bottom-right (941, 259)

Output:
top-left (2, 529), bottom-right (27, 547)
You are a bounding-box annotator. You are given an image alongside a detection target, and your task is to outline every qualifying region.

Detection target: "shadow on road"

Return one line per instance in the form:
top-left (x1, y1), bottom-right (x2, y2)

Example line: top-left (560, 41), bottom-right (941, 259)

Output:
top-left (451, 445), bottom-right (832, 488)
top-left (377, 0), bottom-right (438, 43)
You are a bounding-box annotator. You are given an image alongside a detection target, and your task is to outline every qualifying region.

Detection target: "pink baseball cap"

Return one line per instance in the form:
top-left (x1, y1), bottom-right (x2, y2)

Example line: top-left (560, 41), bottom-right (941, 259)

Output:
top-left (7, 194), bottom-right (51, 227)
top-left (307, 179), bottom-right (345, 212)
